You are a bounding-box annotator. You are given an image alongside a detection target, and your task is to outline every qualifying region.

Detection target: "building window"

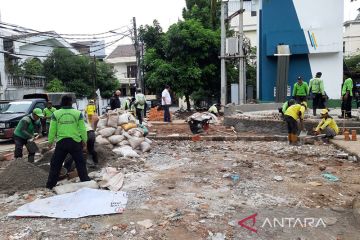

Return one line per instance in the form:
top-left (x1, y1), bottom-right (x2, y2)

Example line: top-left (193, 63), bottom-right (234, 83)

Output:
top-left (127, 65), bottom-right (137, 78)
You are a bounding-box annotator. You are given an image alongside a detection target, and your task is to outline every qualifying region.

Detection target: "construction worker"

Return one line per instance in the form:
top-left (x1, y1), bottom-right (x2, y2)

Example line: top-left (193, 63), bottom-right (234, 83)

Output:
top-left (85, 100), bottom-right (97, 124)
top-left (43, 101), bottom-right (56, 135)
top-left (135, 88), bottom-right (146, 125)
top-left (208, 103), bottom-right (220, 116)
top-left (13, 108), bottom-right (43, 162)
top-left (292, 76), bottom-right (309, 103)
top-left (122, 97), bottom-right (132, 110)
top-left (284, 102), bottom-right (308, 144)
top-left (279, 99), bottom-right (296, 116)
top-left (314, 109), bottom-right (339, 140)
top-left (46, 95), bottom-right (90, 189)
top-left (309, 72), bottom-right (325, 116)
top-left (63, 114), bottom-right (99, 171)
top-left (339, 76), bottom-right (354, 118)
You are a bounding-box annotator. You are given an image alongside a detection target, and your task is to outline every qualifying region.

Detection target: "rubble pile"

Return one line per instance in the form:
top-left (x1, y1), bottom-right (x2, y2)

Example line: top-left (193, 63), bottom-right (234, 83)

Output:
top-left (95, 110), bottom-right (152, 158)
top-left (148, 107), bottom-right (165, 121)
top-left (0, 160), bottom-right (48, 194)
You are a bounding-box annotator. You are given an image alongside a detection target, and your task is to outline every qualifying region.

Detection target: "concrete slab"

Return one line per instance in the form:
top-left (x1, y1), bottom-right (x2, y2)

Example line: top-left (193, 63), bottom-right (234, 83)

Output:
top-left (330, 135), bottom-right (360, 158)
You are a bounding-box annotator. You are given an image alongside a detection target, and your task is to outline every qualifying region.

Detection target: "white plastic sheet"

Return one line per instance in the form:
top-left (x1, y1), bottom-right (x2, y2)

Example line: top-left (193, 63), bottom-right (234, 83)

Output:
top-left (8, 188), bottom-right (128, 219)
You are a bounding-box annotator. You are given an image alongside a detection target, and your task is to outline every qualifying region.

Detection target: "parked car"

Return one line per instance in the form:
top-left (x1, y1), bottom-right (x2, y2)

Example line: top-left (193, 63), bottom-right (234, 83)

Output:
top-left (23, 92), bottom-right (77, 109)
top-left (0, 100), bottom-right (10, 113)
top-left (0, 99), bottom-right (47, 139)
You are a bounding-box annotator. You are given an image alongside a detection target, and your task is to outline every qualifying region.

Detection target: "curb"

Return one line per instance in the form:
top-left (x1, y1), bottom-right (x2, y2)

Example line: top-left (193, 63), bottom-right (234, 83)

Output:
top-left (148, 135), bottom-right (288, 142)
top-left (330, 140), bottom-right (360, 159)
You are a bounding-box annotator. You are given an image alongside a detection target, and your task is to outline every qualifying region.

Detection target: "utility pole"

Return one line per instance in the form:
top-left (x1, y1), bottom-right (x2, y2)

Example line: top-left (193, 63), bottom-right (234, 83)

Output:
top-left (133, 17), bottom-right (142, 92)
top-left (220, 0), bottom-right (227, 107)
top-left (238, 0), bottom-right (246, 104)
top-left (93, 55), bottom-right (97, 98)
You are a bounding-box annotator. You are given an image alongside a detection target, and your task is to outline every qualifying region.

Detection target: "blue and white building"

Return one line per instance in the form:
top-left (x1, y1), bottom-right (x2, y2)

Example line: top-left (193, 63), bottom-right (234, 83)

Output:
top-left (256, 0), bottom-right (343, 101)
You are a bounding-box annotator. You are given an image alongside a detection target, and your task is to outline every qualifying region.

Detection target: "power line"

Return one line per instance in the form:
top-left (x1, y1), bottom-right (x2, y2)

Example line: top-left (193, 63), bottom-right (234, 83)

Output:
top-left (0, 34), bottom-right (130, 58)
top-left (0, 21), bottom-right (132, 38)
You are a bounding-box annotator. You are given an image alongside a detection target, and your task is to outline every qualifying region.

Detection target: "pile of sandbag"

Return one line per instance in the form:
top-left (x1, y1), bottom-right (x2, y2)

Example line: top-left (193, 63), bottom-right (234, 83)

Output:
top-left (95, 110), bottom-right (152, 158)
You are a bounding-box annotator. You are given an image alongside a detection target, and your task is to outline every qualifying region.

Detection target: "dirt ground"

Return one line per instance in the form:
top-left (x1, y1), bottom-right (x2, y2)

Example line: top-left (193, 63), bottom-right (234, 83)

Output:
top-left (1, 140), bottom-right (360, 239)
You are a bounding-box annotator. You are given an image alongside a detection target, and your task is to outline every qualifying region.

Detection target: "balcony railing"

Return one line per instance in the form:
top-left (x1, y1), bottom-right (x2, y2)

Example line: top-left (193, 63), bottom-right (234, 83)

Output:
top-left (7, 75), bottom-right (46, 88)
top-left (118, 77), bottom-right (136, 85)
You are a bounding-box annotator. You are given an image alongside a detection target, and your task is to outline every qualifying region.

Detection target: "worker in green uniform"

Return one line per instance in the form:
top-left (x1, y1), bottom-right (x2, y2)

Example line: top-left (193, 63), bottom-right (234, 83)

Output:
top-left (309, 72), bottom-right (325, 116)
top-left (13, 108), bottom-right (43, 162)
top-left (46, 95), bottom-right (90, 189)
top-left (340, 76), bottom-right (354, 118)
top-left (292, 76), bottom-right (309, 103)
top-left (43, 101), bottom-right (56, 135)
top-left (122, 97), bottom-right (132, 110)
top-left (279, 99), bottom-right (296, 116)
top-left (208, 103), bottom-right (220, 116)
top-left (135, 88), bottom-right (146, 125)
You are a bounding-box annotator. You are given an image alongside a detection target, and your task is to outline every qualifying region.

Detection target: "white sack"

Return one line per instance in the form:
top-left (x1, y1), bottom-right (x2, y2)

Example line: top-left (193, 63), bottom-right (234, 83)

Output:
top-left (96, 135), bottom-right (110, 145)
top-left (107, 112), bottom-right (119, 128)
top-left (99, 127), bottom-right (116, 138)
top-left (144, 137), bottom-right (153, 144)
top-left (54, 181), bottom-right (98, 195)
top-left (140, 142), bottom-right (151, 153)
top-left (97, 116), bottom-right (108, 129)
top-left (113, 146), bottom-right (140, 158)
top-left (108, 135), bottom-right (125, 145)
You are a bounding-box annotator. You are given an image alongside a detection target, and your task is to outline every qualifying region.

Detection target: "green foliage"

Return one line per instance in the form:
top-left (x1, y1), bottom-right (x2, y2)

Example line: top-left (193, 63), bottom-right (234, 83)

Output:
top-left (46, 78), bottom-right (66, 92)
top-left (22, 58), bottom-right (44, 76)
top-left (183, 0), bottom-right (220, 29)
top-left (43, 48), bottom-right (118, 98)
top-left (5, 58), bottom-right (23, 76)
top-left (344, 54), bottom-right (360, 74)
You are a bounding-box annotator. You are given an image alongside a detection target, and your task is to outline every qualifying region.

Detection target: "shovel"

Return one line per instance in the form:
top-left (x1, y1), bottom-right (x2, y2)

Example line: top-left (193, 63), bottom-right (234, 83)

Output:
top-left (299, 120), bottom-right (308, 137)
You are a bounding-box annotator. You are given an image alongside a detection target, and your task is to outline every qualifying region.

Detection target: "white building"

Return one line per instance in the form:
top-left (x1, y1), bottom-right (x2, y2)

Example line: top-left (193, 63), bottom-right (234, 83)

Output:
top-left (0, 29), bottom-right (79, 100)
top-left (344, 9), bottom-right (360, 57)
top-left (105, 44), bottom-right (137, 96)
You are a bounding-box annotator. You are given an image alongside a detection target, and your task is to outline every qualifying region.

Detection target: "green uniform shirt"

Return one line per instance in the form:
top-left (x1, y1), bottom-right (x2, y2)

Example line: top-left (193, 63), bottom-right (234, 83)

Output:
top-left (208, 104), bottom-right (218, 114)
top-left (135, 93), bottom-right (146, 110)
top-left (48, 107), bottom-right (87, 144)
top-left (292, 82), bottom-right (309, 97)
top-left (122, 99), bottom-right (131, 110)
top-left (43, 107), bottom-right (57, 123)
top-left (309, 78), bottom-right (324, 95)
top-left (14, 115), bottom-right (41, 140)
top-left (342, 78), bottom-right (353, 96)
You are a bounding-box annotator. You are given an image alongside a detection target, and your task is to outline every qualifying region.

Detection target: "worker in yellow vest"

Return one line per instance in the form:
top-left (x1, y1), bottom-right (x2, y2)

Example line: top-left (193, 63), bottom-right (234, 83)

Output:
top-left (284, 102), bottom-right (307, 144)
top-left (85, 99), bottom-right (97, 124)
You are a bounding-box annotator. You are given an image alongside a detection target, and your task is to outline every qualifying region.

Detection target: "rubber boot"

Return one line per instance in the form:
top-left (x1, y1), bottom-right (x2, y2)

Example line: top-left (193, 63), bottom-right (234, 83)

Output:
top-left (28, 155), bottom-right (35, 163)
top-left (288, 134), bottom-right (292, 144)
top-left (292, 134), bottom-right (298, 144)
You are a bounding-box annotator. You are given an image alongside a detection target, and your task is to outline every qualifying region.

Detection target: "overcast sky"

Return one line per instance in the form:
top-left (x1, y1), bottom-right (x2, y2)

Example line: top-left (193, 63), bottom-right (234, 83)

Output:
top-left (0, 0), bottom-right (359, 53)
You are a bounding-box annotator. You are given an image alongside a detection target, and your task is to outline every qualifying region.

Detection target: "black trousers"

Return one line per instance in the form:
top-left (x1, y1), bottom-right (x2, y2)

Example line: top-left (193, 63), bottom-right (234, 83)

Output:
top-left (14, 135), bottom-right (35, 162)
top-left (46, 138), bottom-right (90, 189)
top-left (341, 95), bottom-right (352, 117)
top-left (312, 93), bottom-right (325, 110)
top-left (295, 96), bottom-right (307, 104)
top-left (284, 116), bottom-right (298, 134)
top-left (163, 105), bottom-right (171, 122)
top-left (136, 108), bottom-right (143, 125)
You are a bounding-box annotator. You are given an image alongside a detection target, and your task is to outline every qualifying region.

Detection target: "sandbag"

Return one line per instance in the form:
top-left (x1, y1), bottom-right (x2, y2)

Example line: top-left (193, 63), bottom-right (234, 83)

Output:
top-left (114, 127), bottom-right (123, 135)
top-left (96, 135), bottom-right (110, 145)
top-left (128, 136), bottom-right (144, 149)
top-left (113, 146), bottom-right (139, 158)
top-left (144, 137), bottom-right (152, 144)
top-left (97, 116), bottom-right (108, 129)
top-left (121, 123), bottom-right (137, 131)
top-left (140, 142), bottom-right (151, 153)
top-left (128, 128), bottom-right (144, 138)
top-left (108, 135), bottom-right (125, 145)
top-left (99, 127), bottom-right (116, 138)
top-left (107, 112), bottom-right (119, 128)
top-left (117, 140), bottom-right (130, 146)
top-left (118, 113), bottom-right (130, 125)
top-left (54, 180), bottom-right (98, 194)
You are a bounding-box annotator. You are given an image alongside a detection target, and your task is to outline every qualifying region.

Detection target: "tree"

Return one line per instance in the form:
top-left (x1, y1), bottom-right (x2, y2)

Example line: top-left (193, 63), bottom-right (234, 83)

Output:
top-left (22, 58), bottom-right (44, 76)
top-left (46, 78), bottom-right (66, 92)
top-left (43, 48), bottom-right (118, 98)
top-left (183, 0), bottom-right (220, 29)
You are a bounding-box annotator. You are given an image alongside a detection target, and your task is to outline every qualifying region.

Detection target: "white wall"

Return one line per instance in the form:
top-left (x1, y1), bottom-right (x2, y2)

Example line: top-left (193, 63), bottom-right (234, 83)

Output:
top-left (293, 0), bottom-right (343, 99)
top-left (0, 37), bottom-right (5, 99)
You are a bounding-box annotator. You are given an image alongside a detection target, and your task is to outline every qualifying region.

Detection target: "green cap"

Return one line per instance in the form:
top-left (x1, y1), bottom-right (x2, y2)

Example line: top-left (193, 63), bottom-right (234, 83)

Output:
top-left (33, 108), bottom-right (44, 117)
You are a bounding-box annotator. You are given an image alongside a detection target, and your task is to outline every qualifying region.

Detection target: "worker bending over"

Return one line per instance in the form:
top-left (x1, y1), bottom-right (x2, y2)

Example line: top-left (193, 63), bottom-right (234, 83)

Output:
top-left (314, 109), bottom-right (339, 140)
top-left (46, 95), bottom-right (90, 189)
top-left (284, 102), bottom-right (307, 144)
top-left (208, 103), bottom-right (220, 116)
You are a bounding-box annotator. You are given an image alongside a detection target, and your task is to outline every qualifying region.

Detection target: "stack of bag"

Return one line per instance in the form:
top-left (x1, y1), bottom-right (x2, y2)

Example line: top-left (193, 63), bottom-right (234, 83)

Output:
top-left (95, 110), bottom-right (152, 158)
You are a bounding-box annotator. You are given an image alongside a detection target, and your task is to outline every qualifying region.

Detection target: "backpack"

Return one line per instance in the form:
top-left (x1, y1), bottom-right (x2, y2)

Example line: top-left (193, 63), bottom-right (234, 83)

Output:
top-left (137, 94), bottom-right (145, 105)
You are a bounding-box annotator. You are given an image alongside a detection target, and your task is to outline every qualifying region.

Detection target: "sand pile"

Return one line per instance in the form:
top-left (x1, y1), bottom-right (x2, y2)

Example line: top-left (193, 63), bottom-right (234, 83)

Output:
top-left (0, 159), bottom-right (48, 194)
